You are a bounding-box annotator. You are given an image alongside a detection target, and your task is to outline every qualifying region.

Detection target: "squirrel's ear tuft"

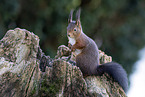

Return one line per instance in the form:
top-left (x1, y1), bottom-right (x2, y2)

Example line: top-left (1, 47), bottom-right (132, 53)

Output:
top-left (68, 9), bottom-right (74, 23)
top-left (76, 8), bottom-right (81, 27)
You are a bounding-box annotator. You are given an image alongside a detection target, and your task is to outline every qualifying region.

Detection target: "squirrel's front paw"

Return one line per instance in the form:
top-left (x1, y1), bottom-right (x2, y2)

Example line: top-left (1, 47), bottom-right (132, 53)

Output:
top-left (68, 43), bottom-right (72, 48)
top-left (71, 47), bottom-right (75, 52)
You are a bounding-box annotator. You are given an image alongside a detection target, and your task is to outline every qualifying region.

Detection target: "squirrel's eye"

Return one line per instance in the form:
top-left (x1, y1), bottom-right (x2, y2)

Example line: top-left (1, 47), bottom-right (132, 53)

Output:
top-left (74, 28), bottom-right (77, 31)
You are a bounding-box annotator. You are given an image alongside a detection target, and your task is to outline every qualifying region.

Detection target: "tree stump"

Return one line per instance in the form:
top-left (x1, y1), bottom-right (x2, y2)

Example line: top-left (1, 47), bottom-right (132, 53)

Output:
top-left (0, 28), bottom-right (126, 97)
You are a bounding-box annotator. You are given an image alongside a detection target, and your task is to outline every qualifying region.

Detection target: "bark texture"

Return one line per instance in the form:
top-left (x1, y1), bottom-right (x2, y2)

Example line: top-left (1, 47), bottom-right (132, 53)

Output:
top-left (0, 28), bottom-right (126, 97)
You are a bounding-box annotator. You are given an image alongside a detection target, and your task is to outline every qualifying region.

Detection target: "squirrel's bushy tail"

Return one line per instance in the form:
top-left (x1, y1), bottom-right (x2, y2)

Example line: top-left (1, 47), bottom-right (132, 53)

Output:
top-left (97, 62), bottom-right (128, 92)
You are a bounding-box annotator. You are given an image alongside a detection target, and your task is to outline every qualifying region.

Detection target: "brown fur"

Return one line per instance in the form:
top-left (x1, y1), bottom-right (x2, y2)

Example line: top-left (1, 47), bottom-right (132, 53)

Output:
top-left (75, 32), bottom-right (100, 75)
top-left (67, 21), bottom-right (99, 75)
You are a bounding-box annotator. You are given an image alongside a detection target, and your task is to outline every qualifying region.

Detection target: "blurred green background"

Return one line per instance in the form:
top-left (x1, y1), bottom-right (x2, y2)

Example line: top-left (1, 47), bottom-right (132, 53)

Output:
top-left (0, 0), bottom-right (145, 83)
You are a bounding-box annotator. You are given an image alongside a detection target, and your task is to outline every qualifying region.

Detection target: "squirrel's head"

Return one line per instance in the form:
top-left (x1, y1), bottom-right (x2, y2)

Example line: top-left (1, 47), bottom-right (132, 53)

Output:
top-left (67, 8), bottom-right (82, 38)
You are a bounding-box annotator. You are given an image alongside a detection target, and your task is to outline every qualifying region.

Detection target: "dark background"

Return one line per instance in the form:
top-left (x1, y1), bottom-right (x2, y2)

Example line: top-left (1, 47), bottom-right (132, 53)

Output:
top-left (0, 0), bottom-right (145, 86)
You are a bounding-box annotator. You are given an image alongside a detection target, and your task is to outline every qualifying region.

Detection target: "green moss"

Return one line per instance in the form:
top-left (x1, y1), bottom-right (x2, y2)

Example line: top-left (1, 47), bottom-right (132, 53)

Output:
top-left (39, 74), bottom-right (63, 96)
top-left (29, 86), bottom-right (36, 96)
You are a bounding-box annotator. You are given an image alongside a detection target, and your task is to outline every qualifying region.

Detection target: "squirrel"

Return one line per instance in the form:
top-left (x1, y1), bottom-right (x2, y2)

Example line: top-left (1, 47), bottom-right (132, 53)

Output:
top-left (67, 8), bottom-right (128, 92)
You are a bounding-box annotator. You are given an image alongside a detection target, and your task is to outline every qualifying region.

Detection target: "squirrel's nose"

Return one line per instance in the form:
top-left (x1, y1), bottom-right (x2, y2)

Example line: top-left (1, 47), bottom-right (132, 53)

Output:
top-left (67, 33), bottom-right (70, 37)
top-left (68, 34), bottom-right (70, 37)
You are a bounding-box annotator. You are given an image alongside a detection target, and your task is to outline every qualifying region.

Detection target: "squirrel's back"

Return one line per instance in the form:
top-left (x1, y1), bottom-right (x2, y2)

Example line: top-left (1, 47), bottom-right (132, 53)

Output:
top-left (76, 32), bottom-right (100, 75)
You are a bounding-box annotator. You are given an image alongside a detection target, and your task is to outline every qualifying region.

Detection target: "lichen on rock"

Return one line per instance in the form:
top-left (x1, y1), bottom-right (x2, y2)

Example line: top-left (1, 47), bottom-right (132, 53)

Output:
top-left (0, 28), bottom-right (127, 97)
top-left (0, 28), bottom-right (41, 97)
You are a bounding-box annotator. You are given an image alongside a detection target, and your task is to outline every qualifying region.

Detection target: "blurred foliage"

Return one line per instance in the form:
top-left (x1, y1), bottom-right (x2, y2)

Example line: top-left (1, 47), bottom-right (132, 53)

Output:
top-left (0, 0), bottom-right (145, 77)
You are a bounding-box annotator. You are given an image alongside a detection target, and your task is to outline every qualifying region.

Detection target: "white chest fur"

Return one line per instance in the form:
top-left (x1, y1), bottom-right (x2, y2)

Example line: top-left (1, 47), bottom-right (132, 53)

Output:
top-left (74, 49), bottom-right (82, 55)
top-left (68, 37), bottom-right (82, 55)
top-left (68, 37), bottom-right (76, 45)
